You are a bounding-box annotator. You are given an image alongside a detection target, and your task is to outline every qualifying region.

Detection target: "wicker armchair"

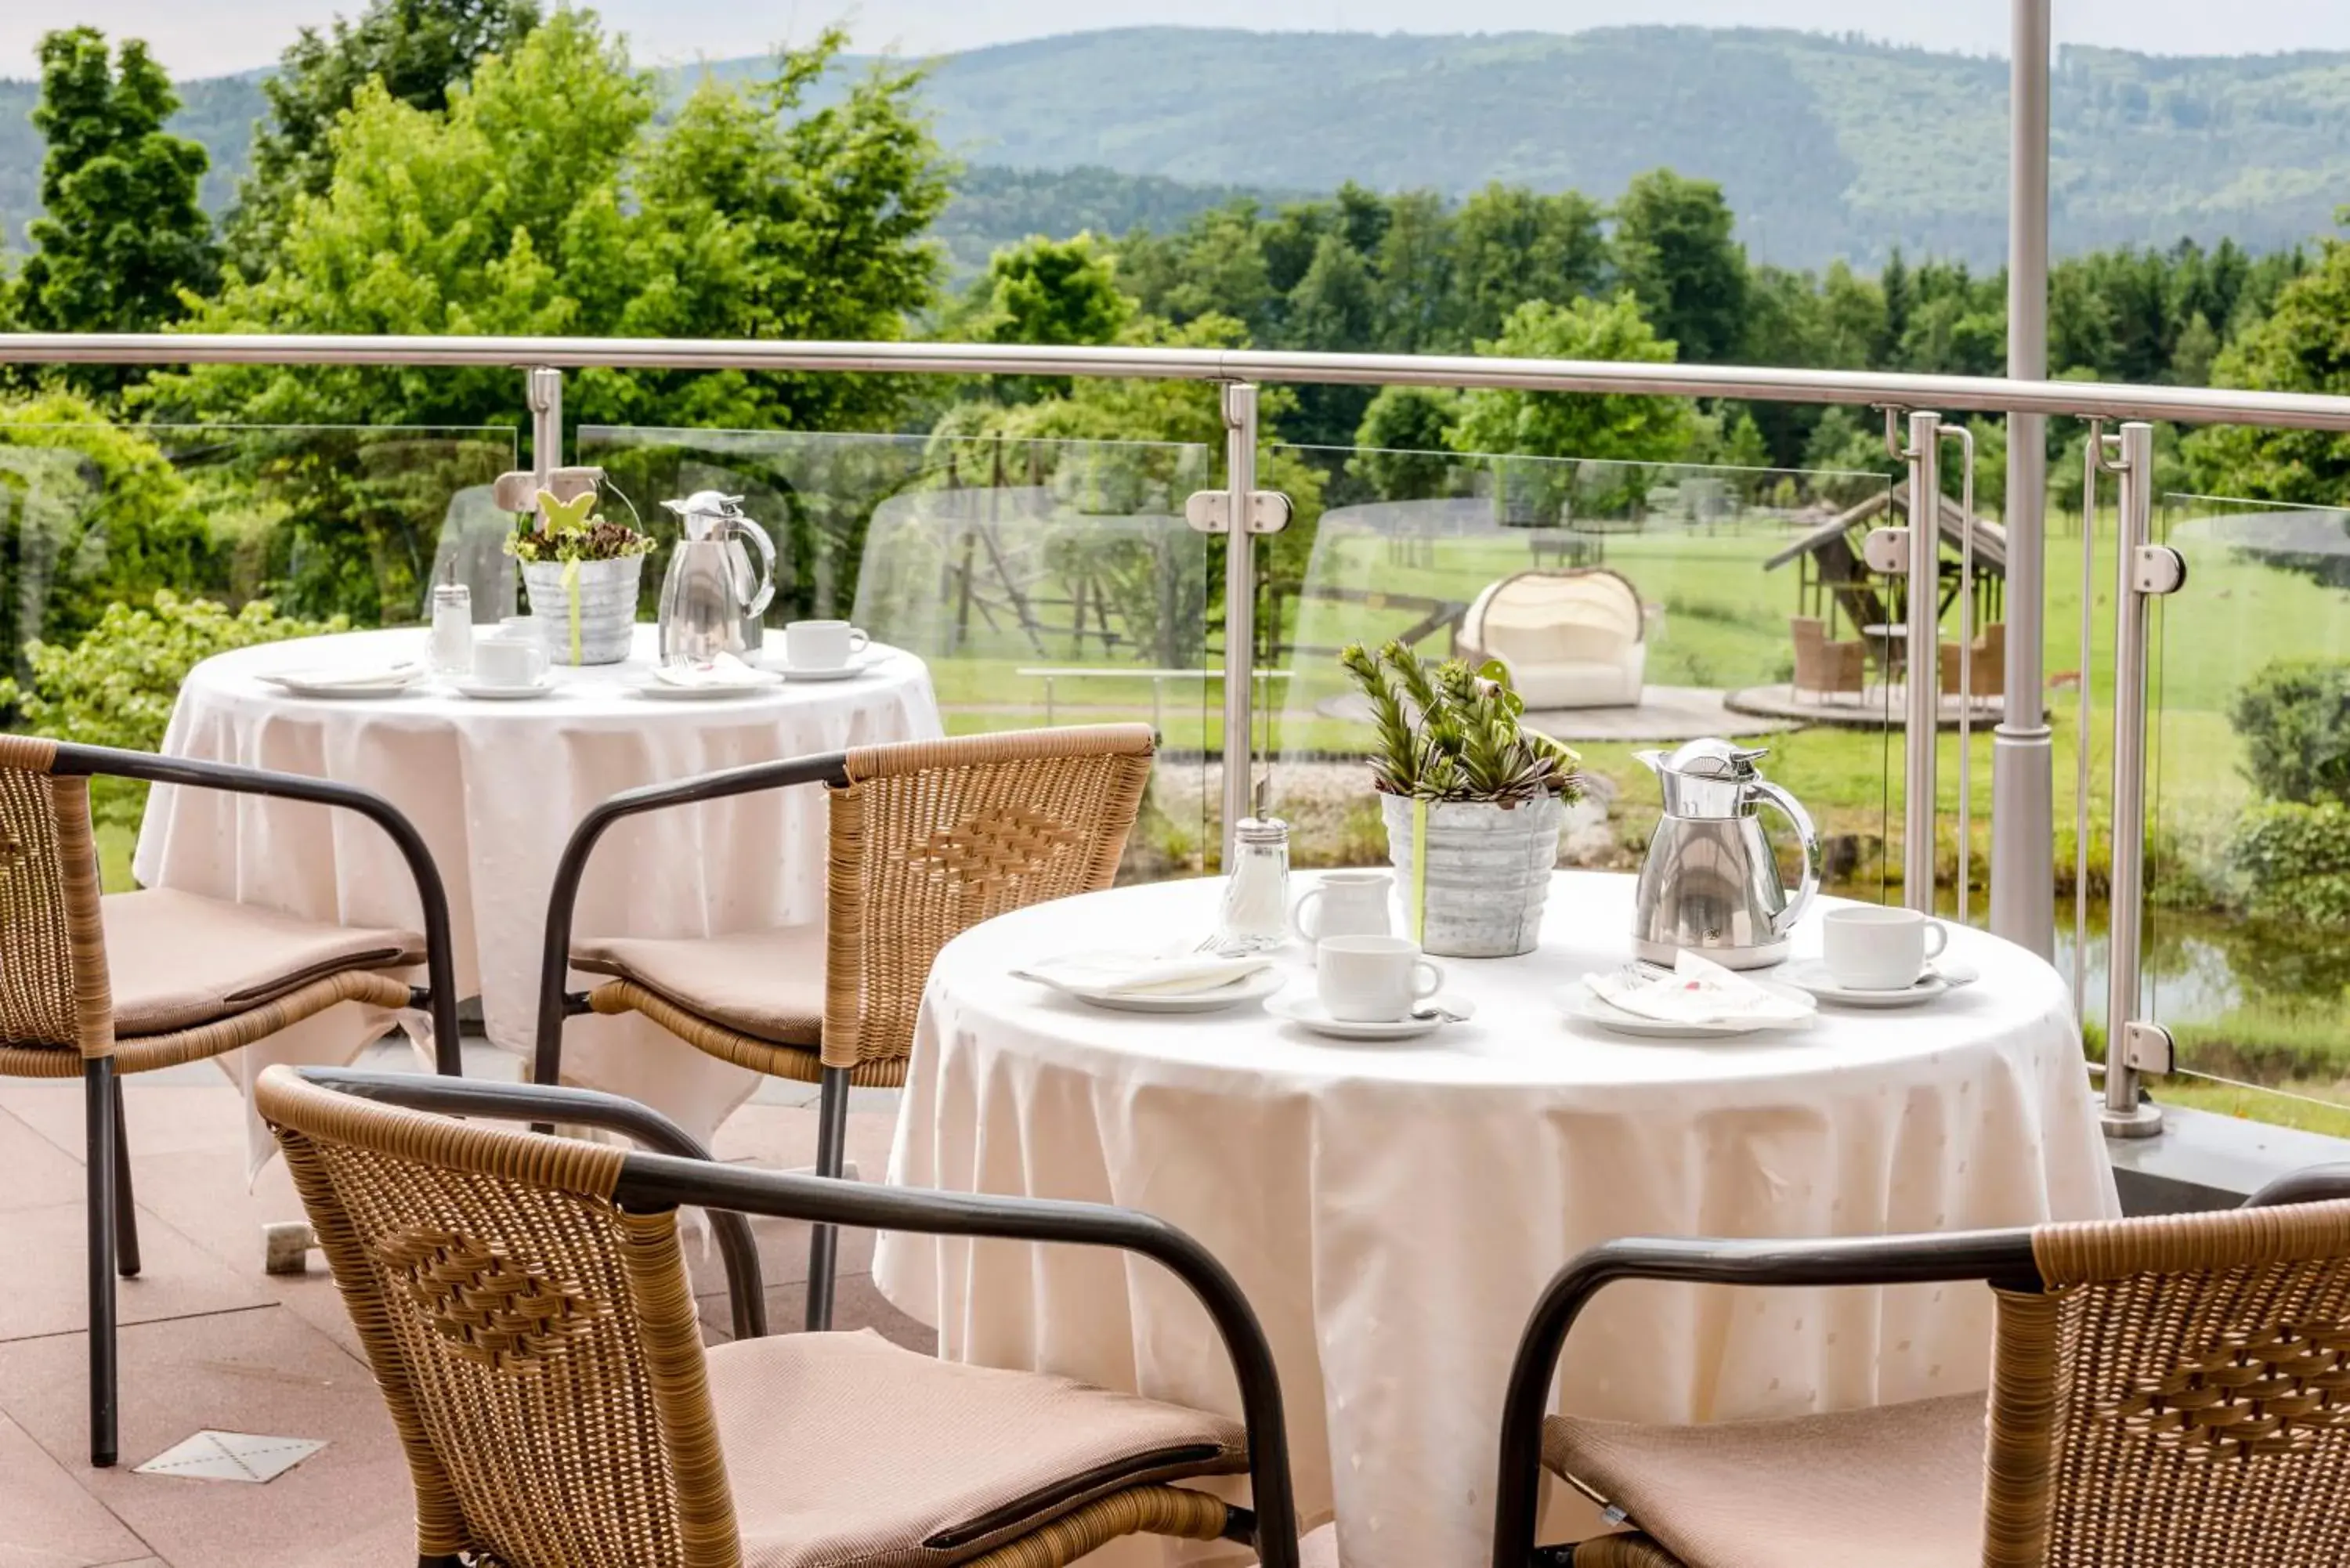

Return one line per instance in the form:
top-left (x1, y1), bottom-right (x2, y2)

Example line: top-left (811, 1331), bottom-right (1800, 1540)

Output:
top-left (258, 1065), bottom-right (1300, 1568)
top-left (532, 725), bottom-right (1157, 1330)
top-left (1789, 616), bottom-right (1867, 703)
top-left (1940, 621), bottom-right (2008, 699)
top-left (1491, 1165), bottom-right (2350, 1568)
top-left (0, 735), bottom-right (461, 1468)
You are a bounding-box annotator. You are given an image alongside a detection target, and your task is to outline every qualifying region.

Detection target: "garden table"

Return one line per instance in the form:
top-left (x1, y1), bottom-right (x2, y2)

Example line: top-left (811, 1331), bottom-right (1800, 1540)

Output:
top-left (874, 869), bottom-right (2118, 1568)
top-left (134, 623), bottom-right (939, 1169)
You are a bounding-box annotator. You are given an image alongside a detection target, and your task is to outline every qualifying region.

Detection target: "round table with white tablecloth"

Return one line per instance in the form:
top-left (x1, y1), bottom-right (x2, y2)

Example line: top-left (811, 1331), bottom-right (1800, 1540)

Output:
top-left (874, 869), bottom-right (2118, 1568)
top-left (134, 624), bottom-right (940, 1168)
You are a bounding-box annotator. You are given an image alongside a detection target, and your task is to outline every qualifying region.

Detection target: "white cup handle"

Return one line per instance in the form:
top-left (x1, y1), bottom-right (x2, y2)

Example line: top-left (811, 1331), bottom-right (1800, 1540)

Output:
top-left (522, 645), bottom-right (550, 681)
top-left (1412, 959), bottom-right (1445, 1001)
top-left (848, 628), bottom-right (871, 655)
top-left (1291, 888), bottom-right (1325, 944)
top-left (1922, 922), bottom-right (1949, 959)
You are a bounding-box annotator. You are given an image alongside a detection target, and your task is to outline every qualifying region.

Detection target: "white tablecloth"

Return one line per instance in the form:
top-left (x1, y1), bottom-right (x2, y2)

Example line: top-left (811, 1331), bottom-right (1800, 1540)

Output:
top-left (135, 625), bottom-right (940, 1166)
top-left (874, 870), bottom-right (2118, 1568)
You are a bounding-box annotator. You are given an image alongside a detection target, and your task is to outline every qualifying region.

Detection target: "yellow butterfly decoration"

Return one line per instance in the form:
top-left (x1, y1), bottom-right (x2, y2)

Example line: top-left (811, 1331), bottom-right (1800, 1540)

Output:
top-left (535, 488), bottom-right (598, 533)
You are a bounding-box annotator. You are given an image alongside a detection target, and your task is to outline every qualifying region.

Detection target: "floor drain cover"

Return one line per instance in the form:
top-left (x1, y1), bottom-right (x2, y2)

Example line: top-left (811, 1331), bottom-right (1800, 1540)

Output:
top-left (135, 1430), bottom-right (326, 1483)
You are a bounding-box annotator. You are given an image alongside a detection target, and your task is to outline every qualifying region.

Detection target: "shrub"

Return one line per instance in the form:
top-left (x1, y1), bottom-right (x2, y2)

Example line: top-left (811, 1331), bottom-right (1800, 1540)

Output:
top-left (2228, 658), bottom-right (2350, 806)
top-left (0, 394), bottom-right (223, 674)
top-left (0, 591), bottom-right (345, 829)
top-left (2229, 798), bottom-right (2350, 925)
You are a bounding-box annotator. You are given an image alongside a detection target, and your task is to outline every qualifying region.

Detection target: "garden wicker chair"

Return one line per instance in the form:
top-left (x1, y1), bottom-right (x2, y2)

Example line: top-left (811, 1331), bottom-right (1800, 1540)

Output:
top-left (0, 735), bottom-right (462, 1468)
top-left (1490, 1164), bottom-right (2350, 1568)
top-left (1789, 616), bottom-right (1867, 704)
top-left (258, 1064), bottom-right (1300, 1568)
top-left (530, 724), bottom-right (1158, 1332)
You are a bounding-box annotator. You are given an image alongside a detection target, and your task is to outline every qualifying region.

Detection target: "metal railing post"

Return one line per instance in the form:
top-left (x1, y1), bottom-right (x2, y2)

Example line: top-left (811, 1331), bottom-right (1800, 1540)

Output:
top-left (1904, 411), bottom-right (1943, 913)
top-left (527, 366), bottom-right (563, 490)
top-left (1994, 0), bottom-right (2058, 959)
top-left (1220, 382), bottom-right (1260, 869)
top-left (2102, 421), bottom-right (2172, 1138)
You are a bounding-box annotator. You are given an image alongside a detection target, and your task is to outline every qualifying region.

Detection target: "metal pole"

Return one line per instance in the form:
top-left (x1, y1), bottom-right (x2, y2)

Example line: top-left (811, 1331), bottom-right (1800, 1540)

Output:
top-left (2102, 421), bottom-right (2164, 1137)
top-left (1220, 382), bottom-right (1260, 869)
top-left (1904, 411), bottom-right (1943, 912)
top-left (527, 366), bottom-right (562, 490)
top-left (1993, 0), bottom-right (2057, 958)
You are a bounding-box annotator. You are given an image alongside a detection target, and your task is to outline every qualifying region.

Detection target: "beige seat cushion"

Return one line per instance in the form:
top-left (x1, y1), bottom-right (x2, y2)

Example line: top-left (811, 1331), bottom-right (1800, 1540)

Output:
top-left (102, 889), bottom-right (423, 1039)
top-left (571, 925), bottom-right (825, 1046)
top-left (708, 1329), bottom-right (1246, 1568)
top-left (1542, 1393), bottom-right (1987, 1568)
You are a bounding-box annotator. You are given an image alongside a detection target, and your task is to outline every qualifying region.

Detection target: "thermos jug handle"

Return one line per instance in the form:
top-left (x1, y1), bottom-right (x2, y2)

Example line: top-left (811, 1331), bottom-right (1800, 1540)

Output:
top-left (729, 516), bottom-right (777, 620)
top-left (1752, 779), bottom-right (1821, 937)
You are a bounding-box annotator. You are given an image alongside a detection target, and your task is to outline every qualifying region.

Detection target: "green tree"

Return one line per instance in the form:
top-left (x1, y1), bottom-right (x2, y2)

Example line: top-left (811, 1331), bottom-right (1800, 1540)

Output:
top-left (157, 16), bottom-right (948, 437)
top-left (226, 0), bottom-right (540, 272)
top-left (2186, 237), bottom-right (2350, 503)
top-left (1611, 169), bottom-right (1745, 366)
top-left (1447, 184), bottom-right (1608, 345)
top-left (1349, 385), bottom-right (1462, 500)
top-left (1447, 293), bottom-right (1696, 464)
top-left (951, 231), bottom-right (1133, 403)
top-left (1281, 232), bottom-right (1382, 447)
top-left (14, 29), bottom-right (216, 350)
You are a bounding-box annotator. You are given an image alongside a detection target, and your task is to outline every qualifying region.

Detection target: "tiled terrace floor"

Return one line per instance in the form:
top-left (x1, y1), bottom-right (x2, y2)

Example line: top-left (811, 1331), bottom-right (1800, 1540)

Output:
top-left (0, 1044), bottom-right (924, 1568)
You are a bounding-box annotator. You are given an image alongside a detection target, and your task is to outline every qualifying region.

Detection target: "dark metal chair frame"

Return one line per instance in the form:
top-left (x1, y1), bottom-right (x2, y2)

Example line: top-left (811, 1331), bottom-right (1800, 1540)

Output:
top-left (291, 1067), bottom-right (1301, 1568)
top-left (529, 750), bottom-right (857, 1323)
top-left (1489, 1165), bottom-right (2350, 1568)
top-left (34, 743), bottom-right (464, 1468)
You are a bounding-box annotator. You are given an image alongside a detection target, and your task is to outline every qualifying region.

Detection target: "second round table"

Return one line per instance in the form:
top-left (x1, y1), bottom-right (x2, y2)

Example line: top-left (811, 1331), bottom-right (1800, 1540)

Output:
top-left (874, 870), bottom-right (2117, 1568)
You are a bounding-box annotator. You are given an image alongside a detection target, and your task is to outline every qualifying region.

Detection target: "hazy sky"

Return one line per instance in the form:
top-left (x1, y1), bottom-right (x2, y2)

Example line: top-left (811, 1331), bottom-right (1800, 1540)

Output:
top-left (11, 1), bottom-right (2350, 80)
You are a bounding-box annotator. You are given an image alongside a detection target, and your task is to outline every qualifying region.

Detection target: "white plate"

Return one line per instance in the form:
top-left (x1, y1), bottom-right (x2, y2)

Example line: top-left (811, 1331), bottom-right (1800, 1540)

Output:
top-left (1557, 985), bottom-right (1810, 1039)
top-left (1777, 960), bottom-right (1950, 1009)
top-left (259, 671), bottom-right (423, 699)
top-left (770, 652), bottom-right (884, 683)
top-left (1264, 992), bottom-right (1473, 1041)
top-left (1015, 966), bottom-right (1284, 1014)
top-left (450, 675), bottom-right (556, 702)
top-left (631, 674), bottom-right (783, 701)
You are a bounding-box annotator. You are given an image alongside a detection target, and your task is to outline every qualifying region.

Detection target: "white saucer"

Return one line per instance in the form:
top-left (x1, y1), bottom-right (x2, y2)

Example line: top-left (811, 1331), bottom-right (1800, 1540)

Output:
top-left (1016, 966), bottom-right (1283, 1014)
top-left (1556, 986), bottom-right (1805, 1039)
top-left (771, 652), bottom-right (883, 682)
top-left (450, 675), bottom-right (555, 701)
top-left (259, 672), bottom-right (423, 699)
top-left (1264, 992), bottom-right (1473, 1041)
top-left (1778, 961), bottom-right (1950, 1009)
top-left (632, 674), bottom-right (783, 701)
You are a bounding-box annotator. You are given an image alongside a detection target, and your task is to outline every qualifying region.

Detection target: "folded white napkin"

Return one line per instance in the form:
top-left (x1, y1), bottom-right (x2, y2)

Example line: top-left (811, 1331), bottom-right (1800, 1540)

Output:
top-left (266, 659), bottom-right (424, 689)
top-left (653, 653), bottom-right (772, 688)
top-left (1015, 951), bottom-right (1274, 997)
top-left (1585, 951), bottom-right (1817, 1026)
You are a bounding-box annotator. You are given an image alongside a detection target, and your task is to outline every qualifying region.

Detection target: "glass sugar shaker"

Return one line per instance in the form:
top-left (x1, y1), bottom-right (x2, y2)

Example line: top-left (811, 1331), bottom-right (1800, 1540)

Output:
top-left (1214, 816), bottom-right (1291, 955)
top-left (429, 576), bottom-right (473, 676)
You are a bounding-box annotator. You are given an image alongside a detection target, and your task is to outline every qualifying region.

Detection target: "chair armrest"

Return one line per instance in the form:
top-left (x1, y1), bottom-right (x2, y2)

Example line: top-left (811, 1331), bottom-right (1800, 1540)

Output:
top-left (53, 742), bottom-right (465, 1075)
top-left (1489, 1229), bottom-right (2041, 1568)
top-left (293, 1068), bottom-right (1299, 1568)
top-left (531, 749), bottom-right (853, 1085)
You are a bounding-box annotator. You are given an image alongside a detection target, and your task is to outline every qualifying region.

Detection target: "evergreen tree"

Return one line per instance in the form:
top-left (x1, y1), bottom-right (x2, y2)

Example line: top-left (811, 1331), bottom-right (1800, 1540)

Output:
top-left (15, 28), bottom-right (217, 349)
top-left (227, 0), bottom-right (540, 272)
top-left (1611, 169), bottom-right (1746, 366)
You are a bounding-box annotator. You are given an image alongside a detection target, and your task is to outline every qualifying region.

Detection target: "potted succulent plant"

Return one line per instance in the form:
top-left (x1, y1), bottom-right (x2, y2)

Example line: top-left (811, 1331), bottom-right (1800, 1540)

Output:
top-left (1340, 640), bottom-right (1582, 957)
top-left (508, 487), bottom-right (654, 666)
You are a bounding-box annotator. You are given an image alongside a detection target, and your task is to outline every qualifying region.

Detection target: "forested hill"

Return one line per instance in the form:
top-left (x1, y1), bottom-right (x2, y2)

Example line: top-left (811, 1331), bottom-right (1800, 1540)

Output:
top-left (8, 25), bottom-right (2350, 271)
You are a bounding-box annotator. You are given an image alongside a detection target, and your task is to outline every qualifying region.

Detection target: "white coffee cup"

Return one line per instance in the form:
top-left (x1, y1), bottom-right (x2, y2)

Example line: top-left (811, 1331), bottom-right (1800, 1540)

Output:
top-left (784, 620), bottom-right (871, 670)
top-left (472, 634), bottom-right (549, 689)
top-left (1317, 934), bottom-right (1444, 1023)
top-left (1821, 905), bottom-right (1949, 991)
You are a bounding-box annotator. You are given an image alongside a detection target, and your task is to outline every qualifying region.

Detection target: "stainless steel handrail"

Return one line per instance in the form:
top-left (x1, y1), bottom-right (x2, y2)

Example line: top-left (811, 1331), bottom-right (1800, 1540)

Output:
top-left (8, 333), bottom-right (2350, 431)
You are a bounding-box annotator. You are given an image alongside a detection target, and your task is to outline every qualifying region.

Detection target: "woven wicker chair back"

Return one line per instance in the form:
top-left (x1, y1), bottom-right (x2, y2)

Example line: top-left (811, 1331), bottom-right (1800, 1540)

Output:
top-left (1987, 1200), bottom-right (2350, 1568)
top-left (819, 725), bottom-right (1155, 1072)
top-left (0, 736), bottom-right (110, 1062)
top-left (258, 1068), bottom-right (741, 1568)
